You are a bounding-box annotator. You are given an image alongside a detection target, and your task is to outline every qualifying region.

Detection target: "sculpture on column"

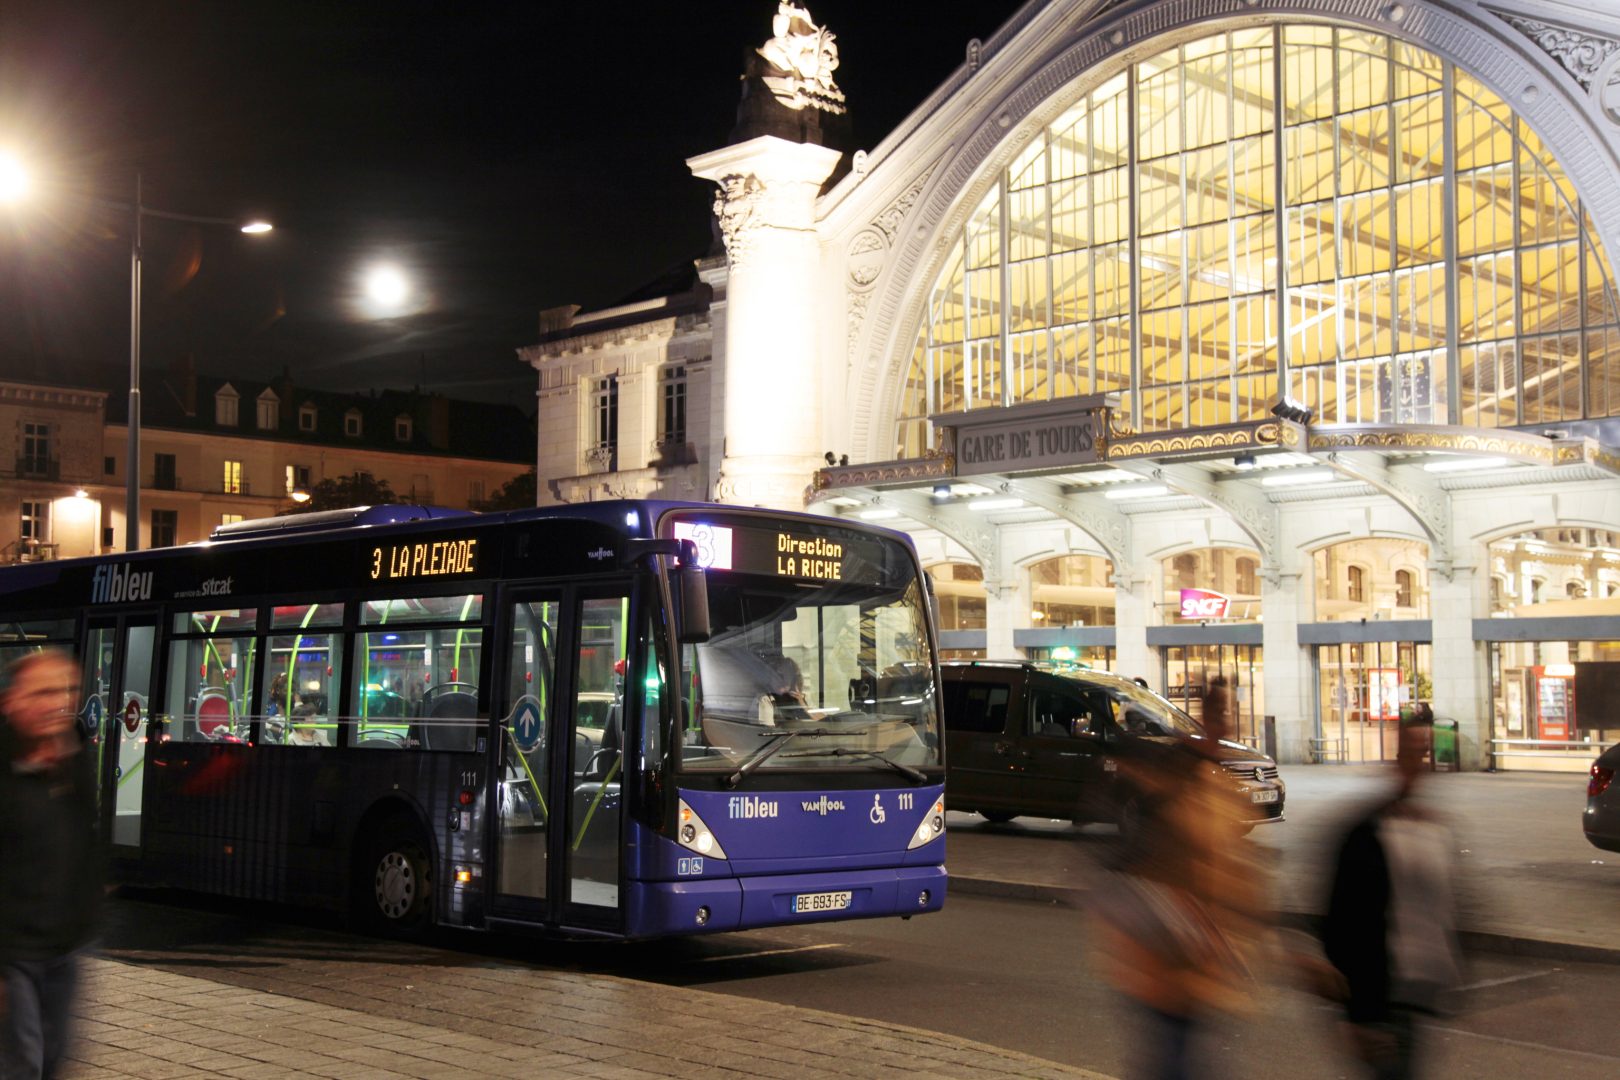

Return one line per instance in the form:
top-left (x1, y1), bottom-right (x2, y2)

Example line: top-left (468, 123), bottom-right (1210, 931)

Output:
top-left (757, 3), bottom-right (847, 115)
top-left (712, 172), bottom-right (765, 267)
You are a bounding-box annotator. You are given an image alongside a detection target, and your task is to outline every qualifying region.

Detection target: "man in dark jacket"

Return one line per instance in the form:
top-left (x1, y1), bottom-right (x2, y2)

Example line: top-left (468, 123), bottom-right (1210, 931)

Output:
top-left (1322, 709), bottom-right (1460, 1079)
top-left (0, 649), bottom-right (102, 1079)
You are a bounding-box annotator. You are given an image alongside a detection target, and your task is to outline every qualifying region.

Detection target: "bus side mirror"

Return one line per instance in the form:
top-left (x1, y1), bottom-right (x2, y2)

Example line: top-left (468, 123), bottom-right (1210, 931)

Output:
top-left (675, 540), bottom-right (711, 643)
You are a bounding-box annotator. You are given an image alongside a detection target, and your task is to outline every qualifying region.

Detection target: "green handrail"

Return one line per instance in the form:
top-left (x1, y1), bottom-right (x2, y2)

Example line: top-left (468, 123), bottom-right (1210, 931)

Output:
top-left (501, 724), bottom-right (548, 819)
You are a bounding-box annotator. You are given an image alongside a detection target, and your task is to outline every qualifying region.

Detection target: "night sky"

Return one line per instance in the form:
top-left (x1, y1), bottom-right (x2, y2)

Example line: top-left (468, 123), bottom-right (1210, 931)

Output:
top-left (0, 0), bottom-right (1025, 406)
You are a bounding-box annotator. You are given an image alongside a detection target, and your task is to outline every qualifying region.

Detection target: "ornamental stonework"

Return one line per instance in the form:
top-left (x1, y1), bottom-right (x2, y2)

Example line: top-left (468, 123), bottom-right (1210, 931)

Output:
top-left (1498, 13), bottom-right (1620, 91)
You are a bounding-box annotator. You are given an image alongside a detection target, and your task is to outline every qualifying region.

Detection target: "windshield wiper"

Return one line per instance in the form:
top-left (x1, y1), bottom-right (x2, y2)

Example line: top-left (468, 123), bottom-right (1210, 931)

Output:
top-left (723, 727), bottom-right (870, 788)
top-left (779, 746), bottom-right (929, 784)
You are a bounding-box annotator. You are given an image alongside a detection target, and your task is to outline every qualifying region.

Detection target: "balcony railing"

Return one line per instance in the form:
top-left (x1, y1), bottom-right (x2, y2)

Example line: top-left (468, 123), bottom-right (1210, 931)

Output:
top-left (649, 439), bottom-right (698, 467)
top-left (584, 444), bottom-right (617, 472)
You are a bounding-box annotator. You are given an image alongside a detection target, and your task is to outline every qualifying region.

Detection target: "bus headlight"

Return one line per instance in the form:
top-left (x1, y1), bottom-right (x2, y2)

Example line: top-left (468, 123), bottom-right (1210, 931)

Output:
top-left (907, 795), bottom-right (947, 849)
top-left (676, 799), bottom-right (728, 860)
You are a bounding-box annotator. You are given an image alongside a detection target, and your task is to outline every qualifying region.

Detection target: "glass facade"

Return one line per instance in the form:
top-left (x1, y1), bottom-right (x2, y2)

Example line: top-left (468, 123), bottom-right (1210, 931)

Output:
top-left (898, 24), bottom-right (1620, 455)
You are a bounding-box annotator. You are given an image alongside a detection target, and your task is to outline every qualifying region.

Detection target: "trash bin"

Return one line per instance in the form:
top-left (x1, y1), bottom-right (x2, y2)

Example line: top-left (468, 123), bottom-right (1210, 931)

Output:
top-left (1431, 718), bottom-right (1459, 771)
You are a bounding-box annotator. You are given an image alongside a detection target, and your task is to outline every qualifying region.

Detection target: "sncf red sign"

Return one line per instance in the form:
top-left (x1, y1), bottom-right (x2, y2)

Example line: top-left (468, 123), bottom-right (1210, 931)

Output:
top-left (1179, 588), bottom-right (1231, 619)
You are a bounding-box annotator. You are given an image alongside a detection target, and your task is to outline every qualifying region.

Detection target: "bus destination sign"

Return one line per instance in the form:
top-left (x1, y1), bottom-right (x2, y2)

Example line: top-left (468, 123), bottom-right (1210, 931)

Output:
top-left (775, 532), bottom-right (843, 580)
top-left (673, 520), bottom-right (884, 584)
top-left (369, 537), bottom-right (480, 581)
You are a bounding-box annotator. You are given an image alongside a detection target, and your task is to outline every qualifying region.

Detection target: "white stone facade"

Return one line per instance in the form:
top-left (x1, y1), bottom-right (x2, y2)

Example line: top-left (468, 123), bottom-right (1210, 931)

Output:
top-left (521, 0), bottom-right (1620, 770)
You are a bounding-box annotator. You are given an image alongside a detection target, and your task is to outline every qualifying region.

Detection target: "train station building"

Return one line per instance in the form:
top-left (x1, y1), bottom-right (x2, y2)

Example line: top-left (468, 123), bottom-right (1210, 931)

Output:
top-left (519, 0), bottom-right (1620, 771)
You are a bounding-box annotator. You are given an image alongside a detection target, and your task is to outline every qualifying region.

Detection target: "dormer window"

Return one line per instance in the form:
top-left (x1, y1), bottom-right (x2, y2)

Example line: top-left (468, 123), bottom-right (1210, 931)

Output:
top-left (299, 403), bottom-right (317, 432)
top-left (344, 408), bottom-right (363, 438)
top-left (215, 384), bottom-right (240, 426)
top-left (256, 389), bottom-right (280, 431)
top-left (394, 414), bottom-right (413, 442)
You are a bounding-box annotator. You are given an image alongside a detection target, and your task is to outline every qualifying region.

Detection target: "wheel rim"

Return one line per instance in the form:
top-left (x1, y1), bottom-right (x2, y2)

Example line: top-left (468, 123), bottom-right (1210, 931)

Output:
top-left (374, 851), bottom-right (417, 919)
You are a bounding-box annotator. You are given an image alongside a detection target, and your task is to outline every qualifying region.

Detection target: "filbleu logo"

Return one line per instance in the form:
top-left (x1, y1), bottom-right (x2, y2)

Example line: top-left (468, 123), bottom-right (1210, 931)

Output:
top-left (800, 795), bottom-right (846, 816)
top-left (91, 564), bottom-right (154, 604)
top-left (727, 795), bottom-right (779, 819)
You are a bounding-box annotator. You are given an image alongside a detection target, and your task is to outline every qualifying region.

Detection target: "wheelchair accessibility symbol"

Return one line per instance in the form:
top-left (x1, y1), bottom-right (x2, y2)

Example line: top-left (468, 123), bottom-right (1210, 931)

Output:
top-left (869, 793), bottom-right (886, 825)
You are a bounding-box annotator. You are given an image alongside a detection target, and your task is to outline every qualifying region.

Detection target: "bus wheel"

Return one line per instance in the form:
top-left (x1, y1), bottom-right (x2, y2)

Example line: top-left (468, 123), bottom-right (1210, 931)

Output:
top-left (357, 823), bottom-right (432, 936)
top-left (979, 811), bottom-right (1016, 824)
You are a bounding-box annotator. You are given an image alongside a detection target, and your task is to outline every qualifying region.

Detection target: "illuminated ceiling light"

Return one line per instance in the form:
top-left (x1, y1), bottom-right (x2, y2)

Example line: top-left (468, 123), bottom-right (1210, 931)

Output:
top-left (1233, 453), bottom-right (1257, 470)
top-left (932, 484), bottom-right (950, 499)
top-left (239, 221), bottom-right (273, 234)
top-left (73, 488), bottom-right (89, 499)
top-left (858, 508), bottom-right (900, 520)
top-left (1103, 484), bottom-right (1168, 500)
top-left (1422, 455), bottom-right (1508, 473)
top-left (1260, 469), bottom-right (1336, 487)
top-left (968, 497), bottom-right (1025, 512)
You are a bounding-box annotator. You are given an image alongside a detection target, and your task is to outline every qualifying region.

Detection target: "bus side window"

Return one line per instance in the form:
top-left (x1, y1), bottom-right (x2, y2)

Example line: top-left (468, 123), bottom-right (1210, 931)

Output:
top-left (261, 630), bottom-right (342, 748)
top-left (162, 608), bottom-right (257, 744)
top-left (353, 593), bottom-right (485, 751)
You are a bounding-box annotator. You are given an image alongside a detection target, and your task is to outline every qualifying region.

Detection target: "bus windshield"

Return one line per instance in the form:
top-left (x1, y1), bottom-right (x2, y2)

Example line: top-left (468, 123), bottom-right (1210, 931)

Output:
top-left (676, 561), bottom-right (939, 776)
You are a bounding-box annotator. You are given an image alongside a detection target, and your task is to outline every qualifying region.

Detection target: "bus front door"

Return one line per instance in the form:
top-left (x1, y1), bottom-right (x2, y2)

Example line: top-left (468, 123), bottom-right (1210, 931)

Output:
top-left (87, 613), bottom-right (158, 854)
top-left (490, 586), bottom-right (629, 932)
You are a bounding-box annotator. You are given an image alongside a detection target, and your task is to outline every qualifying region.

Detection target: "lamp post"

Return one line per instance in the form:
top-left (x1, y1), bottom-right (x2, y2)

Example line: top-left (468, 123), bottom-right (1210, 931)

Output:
top-left (123, 173), bottom-right (271, 550)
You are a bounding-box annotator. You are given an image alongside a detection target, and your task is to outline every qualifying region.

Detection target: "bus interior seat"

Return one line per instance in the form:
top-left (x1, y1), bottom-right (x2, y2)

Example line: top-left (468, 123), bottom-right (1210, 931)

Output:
top-left (419, 691), bottom-right (479, 752)
top-left (196, 691), bottom-right (233, 740)
top-left (572, 731), bottom-right (593, 779)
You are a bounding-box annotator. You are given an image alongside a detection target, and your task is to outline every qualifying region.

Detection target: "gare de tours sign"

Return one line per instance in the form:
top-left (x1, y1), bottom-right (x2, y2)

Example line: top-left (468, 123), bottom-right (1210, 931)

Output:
top-left (931, 396), bottom-right (1113, 478)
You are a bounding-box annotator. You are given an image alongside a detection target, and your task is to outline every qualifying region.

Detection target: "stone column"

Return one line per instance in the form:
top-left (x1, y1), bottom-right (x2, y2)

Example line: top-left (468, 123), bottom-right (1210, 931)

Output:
top-left (1429, 565), bottom-right (1486, 769)
top-left (689, 136), bottom-right (842, 510)
top-left (982, 578), bottom-right (1021, 659)
top-left (1261, 566), bottom-right (1313, 765)
top-left (1113, 565), bottom-right (1154, 685)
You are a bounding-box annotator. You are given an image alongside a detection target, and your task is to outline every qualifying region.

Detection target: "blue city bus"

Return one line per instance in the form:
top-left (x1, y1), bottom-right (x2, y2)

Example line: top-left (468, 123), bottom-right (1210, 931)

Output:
top-left (0, 501), bottom-right (946, 938)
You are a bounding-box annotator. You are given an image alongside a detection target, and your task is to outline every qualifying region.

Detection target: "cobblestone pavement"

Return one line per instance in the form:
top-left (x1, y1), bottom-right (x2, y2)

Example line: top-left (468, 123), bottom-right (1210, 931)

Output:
top-left (63, 952), bottom-right (1111, 1080)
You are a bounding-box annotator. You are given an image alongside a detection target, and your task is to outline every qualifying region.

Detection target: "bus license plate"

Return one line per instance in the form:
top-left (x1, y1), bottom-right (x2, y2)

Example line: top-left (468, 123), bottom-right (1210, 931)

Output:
top-left (1250, 789), bottom-right (1278, 804)
top-left (792, 890), bottom-right (851, 914)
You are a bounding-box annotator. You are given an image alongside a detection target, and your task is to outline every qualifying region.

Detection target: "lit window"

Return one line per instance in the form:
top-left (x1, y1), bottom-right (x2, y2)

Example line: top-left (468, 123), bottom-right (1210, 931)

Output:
top-left (220, 513), bottom-right (244, 526)
top-left (1347, 566), bottom-right (1365, 603)
top-left (222, 460), bottom-right (243, 495)
top-left (215, 385), bottom-right (239, 427)
top-left (1395, 569), bottom-right (1414, 608)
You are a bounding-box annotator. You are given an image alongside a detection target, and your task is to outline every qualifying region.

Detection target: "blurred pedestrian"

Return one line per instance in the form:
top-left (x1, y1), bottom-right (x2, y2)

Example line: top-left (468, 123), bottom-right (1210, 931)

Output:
top-left (0, 649), bottom-right (102, 1079)
top-left (1096, 676), bottom-right (1265, 1079)
top-left (1322, 705), bottom-right (1460, 1079)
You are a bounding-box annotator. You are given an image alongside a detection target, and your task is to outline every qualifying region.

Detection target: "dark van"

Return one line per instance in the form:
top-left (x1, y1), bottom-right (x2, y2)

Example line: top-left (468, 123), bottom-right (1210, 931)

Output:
top-left (940, 661), bottom-right (1285, 829)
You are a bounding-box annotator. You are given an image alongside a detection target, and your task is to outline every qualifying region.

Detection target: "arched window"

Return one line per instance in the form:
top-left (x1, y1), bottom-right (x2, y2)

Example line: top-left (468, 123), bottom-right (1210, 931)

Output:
top-left (1172, 553), bottom-right (1199, 590)
top-left (1027, 554), bottom-right (1115, 627)
top-left (927, 563), bottom-right (986, 632)
top-left (1347, 565), bottom-right (1365, 603)
top-left (896, 24), bottom-right (1619, 455)
top-left (1489, 576), bottom-right (1505, 611)
top-left (1566, 579), bottom-right (1588, 599)
top-left (1529, 578), bottom-right (1545, 604)
top-left (1236, 557), bottom-right (1258, 596)
top-left (1395, 569), bottom-right (1414, 609)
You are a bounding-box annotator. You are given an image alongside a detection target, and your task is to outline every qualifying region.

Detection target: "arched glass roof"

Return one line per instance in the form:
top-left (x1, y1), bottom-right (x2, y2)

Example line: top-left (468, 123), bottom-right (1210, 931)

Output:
top-left (896, 23), bottom-right (1620, 458)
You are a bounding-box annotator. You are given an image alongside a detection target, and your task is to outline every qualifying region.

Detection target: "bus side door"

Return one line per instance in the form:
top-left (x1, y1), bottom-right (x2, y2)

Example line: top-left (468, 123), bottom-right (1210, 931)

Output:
top-left (85, 613), bottom-right (159, 856)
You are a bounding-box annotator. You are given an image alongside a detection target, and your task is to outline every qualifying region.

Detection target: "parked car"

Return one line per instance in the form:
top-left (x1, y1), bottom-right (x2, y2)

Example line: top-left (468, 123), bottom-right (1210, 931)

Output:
top-left (1584, 744), bottom-right (1620, 852)
top-left (940, 661), bottom-right (1285, 829)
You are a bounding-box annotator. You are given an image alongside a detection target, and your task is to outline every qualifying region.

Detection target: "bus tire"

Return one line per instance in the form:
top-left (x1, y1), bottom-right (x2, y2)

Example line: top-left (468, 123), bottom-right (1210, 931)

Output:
top-left (356, 821), bottom-right (433, 936)
top-left (978, 811), bottom-right (1016, 824)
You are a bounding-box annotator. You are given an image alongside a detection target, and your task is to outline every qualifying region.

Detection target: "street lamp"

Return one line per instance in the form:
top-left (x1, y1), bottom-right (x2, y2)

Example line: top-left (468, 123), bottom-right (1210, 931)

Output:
top-left (124, 173), bottom-right (272, 550)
